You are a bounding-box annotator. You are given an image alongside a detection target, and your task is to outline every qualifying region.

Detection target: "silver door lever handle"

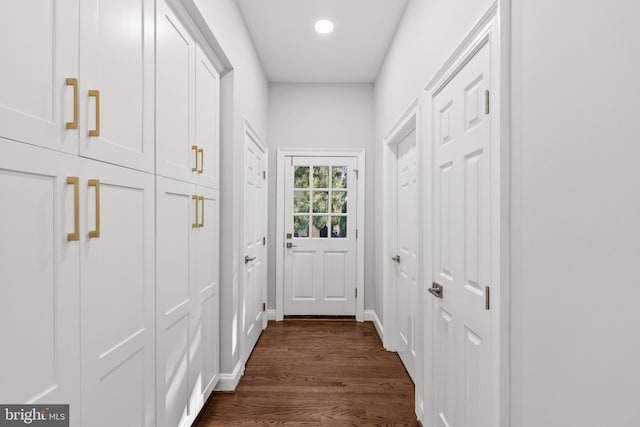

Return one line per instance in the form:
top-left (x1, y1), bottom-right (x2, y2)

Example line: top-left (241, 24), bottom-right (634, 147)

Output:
top-left (245, 255), bottom-right (256, 264)
top-left (428, 282), bottom-right (443, 299)
top-left (391, 255), bottom-right (400, 263)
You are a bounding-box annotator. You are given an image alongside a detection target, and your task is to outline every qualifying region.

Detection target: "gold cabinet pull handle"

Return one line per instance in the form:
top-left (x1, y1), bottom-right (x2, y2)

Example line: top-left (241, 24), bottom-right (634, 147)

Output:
top-left (198, 196), bottom-right (205, 227)
top-left (197, 148), bottom-right (204, 174)
top-left (67, 177), bottom-right (80, 241)
top-left (88, 90), bottom-right (100, 137)
top-left (192, 195), bottom-right (199, 228)
top-left (66, 78), bottom-right (78, 130)
top-left (192, 146), bottom-right (199, 172)
top-left (88, 179), bottom-right (100, 238)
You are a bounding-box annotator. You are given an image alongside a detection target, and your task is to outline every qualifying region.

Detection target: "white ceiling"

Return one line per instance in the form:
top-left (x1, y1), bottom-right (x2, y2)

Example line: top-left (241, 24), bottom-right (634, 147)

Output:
top-left (235, 0), bottom-right (409, 83)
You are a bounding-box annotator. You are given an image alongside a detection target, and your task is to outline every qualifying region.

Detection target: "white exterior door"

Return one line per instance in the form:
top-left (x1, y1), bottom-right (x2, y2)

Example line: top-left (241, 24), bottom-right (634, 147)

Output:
top-left (79, 0), bottom-right (155, 172)
top-left (243, 133), bottom-right (267, 360)
top-left (81, 162), bottom-right (155, 427)
top-left (394, 130), bottom-right (418, 382)
top-left (284, 156), bottom-right (357, 316)
top-left (0, 139), bottom-right (80, 422)
top-left (0, 0), bottom-right (79, 154)
top-left (431, 41), bottom-right (493, 427)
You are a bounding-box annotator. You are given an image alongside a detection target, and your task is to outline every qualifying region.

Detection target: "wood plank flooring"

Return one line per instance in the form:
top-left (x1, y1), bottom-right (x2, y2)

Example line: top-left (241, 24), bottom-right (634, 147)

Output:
top-left (194, 319), bottom-right (419, 426)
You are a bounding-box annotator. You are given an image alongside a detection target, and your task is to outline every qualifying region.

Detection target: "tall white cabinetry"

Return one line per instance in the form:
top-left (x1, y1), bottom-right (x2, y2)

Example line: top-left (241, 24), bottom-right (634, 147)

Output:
top-left (155, 2), bottom-right (221, 426)
top-left (0, 1), bottom-right (221, 426)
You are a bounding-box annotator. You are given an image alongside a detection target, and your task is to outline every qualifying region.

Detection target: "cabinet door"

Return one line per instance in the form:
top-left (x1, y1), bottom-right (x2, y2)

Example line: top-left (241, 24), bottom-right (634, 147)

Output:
top-left (156, 176), bottom-right (198, 427)
top-left (195, 186), bottom-right (220, 401)
top-left (80, 162), bottom-right (155, 427)
top-left (156, 0), bottom-right (197, 184)
top-left (0, 0), bottom-right (79, 154)
top-left (195, 46), bottom-right (220, 189)
top-left (0, 139), bottom-right (80, 422)
top-left (79, 0), bottom-right (154, 172)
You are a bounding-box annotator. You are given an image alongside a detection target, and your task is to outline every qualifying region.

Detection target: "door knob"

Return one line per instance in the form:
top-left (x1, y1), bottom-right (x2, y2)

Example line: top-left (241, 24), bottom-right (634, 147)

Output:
top-left (286, 242), bottom-right (298, 249)
top-left (245, 255), bottom-right (256, 264)
top-left (428, 282), bottom-right (443, 299)
top-left (391, 255), bottom-right (400, 263)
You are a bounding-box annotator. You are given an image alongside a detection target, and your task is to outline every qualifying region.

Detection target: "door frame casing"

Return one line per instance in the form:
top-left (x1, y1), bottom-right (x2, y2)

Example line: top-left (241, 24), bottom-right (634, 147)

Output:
top-left (240, 118), bottom-right (268, 365)
top-left (421, 3), bottom-right (509, 426)
top-left (381, 98), bottom-right (423, 416)
top-left (275, 148), bottom-right (366, 321)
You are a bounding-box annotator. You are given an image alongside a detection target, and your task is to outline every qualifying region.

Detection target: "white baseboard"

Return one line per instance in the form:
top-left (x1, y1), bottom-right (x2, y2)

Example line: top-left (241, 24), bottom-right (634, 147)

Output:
top-left (266, 309), bottom-right (276, 320)
top-left (364, 310), bottom-right (384, 341)
top-left (214, 359), bottom-right (244, 392)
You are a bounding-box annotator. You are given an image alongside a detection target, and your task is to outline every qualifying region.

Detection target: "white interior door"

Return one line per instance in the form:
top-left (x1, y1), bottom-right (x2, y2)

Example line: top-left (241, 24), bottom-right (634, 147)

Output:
top-left (243, 133), bottom-right (267, 360)
top-left (0, 0), bottom-right (79, 154)
top-left (284, 156), bottom-right (357, 316)
top-left (394, 130), bottom-right (418, 382)
top-left (431, 41), bottom-right (493, 427)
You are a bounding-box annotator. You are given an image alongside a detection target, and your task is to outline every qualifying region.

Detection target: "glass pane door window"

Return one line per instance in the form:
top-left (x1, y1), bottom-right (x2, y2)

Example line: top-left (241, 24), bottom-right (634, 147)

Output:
top-left (293, 165), bottom-right (348, 238)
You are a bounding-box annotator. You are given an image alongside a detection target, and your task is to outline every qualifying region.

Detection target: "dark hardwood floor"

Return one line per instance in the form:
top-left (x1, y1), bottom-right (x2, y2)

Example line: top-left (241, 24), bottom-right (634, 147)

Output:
top-left (194, 319), bottom-right (419, 426)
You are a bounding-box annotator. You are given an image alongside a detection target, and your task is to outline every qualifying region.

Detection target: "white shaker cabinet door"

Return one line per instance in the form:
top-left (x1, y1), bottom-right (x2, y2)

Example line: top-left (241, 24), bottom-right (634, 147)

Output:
top-left (80, 161), bottom-right (155, 427)
top-left (195, 46), bottom-right (220, 189)
top-left (79, 0), bottom-right (155, 172)
top-left (0, 139), bottom-right (81, 424)
top-left (0, 0), bottom-right (79, 154)
top-left (156, 0), bottom-right (197, 184)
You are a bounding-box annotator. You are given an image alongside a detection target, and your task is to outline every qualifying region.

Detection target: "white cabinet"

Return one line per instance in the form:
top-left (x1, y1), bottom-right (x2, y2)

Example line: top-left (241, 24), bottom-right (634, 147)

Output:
top-left (156, 177), bottom-right (219, 427)
top-left (80, 161), bottom-right (156, 427)
top-left (79, 0), bottom-right (155, 172)
top-left (0, 1), bottom-right (79, 154)
top-left (0, 139), bottom-right (80, 420)
top-left (0, 138), bottom-right (156, 427)
top-left (156, 0), bottom-right (220, 188)
top-left (195, 46), bottom-right (220, 189)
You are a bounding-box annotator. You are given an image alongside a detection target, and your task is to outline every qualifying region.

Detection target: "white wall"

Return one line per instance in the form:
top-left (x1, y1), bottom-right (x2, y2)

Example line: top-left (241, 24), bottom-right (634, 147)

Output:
top-left (510, 1), bottom-right (640, 425)
top-left (377, 0), bottom-right (640, 424)
top-left (374, 0), bottom-right (494, 322)
top-left (192, 0), bottom-right (269, 383)
top-left (267, 83), bottom-right (375, 310)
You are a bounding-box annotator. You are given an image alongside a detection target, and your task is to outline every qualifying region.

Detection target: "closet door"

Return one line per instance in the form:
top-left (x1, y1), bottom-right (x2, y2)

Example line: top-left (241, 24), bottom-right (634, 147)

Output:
top-left (79, 0), bottom-right (155, 172)
top-left (156, 176), bottom-right (198, 427)
top-left (195, 46), bottom-right (220, 189)
top-left (81, 162), bottom-right (155, 427)
top-left (156, 0), bottom-right (197, 184)
top-left (0, 139), bottom-right (80, 423)
top-left (195, 186), bottom-right (220, 401)
top-left (0, 0), bottom-right (79, 154)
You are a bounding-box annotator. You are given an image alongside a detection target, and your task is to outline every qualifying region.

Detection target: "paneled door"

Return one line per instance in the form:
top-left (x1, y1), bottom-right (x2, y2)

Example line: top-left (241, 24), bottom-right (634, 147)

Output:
top-left (431, 40), bottom-right (493, 427)
top-left (156, 176), bottom-right (197, 427)
top-left (243, 132), bottom-right (267, 360)
top-left (0, 139), bottom-right (80, 422)
top-left (0, 0), bottom-right (79, 154)
top-left (81, 162), bottom-right (155, 427)
top-left (284, 156), bottom-right (357, 315)
top-left (394, 130), bottom-right (418, 382)
top-left (79, 0), bottom-right (155, 172)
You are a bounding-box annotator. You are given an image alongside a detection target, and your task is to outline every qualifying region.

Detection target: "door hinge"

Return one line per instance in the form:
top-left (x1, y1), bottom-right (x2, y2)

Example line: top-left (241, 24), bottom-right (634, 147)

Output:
top-left (263, 170), bottom-right (266, 179)
top-left (355, 288), bottom-right (358, 298)
top-left (355, 229), bottom-right (358, 239)
top-left (485, 90), bottom-right (490, 114)
top-left (263, 236), bottom-right (266, 245)
top-left (353, 169), bottom-right (359, 179)
top-left (485, 286), bottom-right (490, 310)
top-left (262, 302), bottom-right (266, 312)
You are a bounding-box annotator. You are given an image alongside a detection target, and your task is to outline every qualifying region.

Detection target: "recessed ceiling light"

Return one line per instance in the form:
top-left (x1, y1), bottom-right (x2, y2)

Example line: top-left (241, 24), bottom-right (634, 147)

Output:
top-left (314, 19), bottom-right (334, 34)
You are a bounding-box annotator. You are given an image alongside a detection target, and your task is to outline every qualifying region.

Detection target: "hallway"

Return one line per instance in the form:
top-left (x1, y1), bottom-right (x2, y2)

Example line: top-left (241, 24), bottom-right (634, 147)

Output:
top-left (194, 320), bottom-right (419, 426)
